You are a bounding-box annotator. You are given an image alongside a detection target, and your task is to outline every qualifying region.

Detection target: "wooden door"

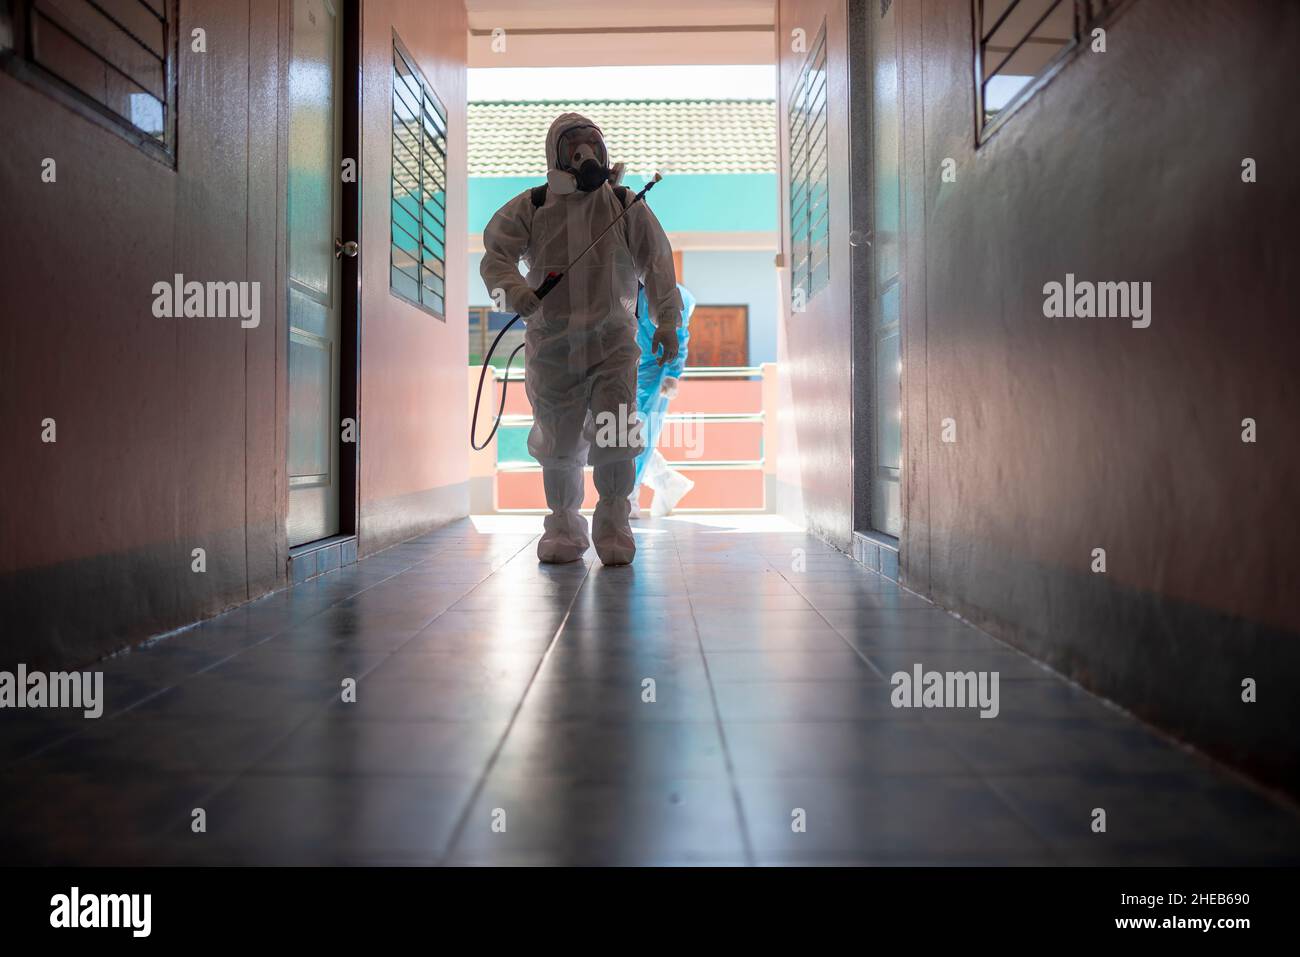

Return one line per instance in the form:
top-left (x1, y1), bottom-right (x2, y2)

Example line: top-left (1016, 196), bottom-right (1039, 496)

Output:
top-left (686, 305), bottom-right (749, 368)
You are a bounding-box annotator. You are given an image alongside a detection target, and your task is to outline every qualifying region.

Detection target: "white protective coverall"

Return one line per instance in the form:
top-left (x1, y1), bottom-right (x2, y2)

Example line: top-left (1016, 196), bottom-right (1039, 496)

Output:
top-left (480, 113), bottom-right (682, 565)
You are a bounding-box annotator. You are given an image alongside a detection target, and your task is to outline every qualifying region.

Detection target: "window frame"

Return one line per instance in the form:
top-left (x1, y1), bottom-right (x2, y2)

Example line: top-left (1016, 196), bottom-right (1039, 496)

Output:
top-left (972, 0), bottom-right (1138, 145)
top-left (389, 32), bottom-right (448, 321)
top-left (788, 18), bottom-right (830, 310)
top-left (0, 0), bottom-right (178, 166)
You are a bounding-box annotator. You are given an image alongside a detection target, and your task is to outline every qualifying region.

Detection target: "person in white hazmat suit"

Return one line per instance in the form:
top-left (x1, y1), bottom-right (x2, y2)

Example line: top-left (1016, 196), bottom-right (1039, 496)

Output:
top-left (480, 113), bottom-right (683, 565)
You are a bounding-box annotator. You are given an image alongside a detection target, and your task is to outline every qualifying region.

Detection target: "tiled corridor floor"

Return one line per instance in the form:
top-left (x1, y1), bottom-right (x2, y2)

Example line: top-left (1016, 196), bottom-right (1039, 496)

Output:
top-left (3, 516), bottom-right (1298, 866)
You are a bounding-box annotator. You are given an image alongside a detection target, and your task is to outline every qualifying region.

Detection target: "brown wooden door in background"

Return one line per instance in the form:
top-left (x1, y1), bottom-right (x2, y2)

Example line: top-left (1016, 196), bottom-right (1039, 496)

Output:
top-left (687, 305), bottom-right (749, 367)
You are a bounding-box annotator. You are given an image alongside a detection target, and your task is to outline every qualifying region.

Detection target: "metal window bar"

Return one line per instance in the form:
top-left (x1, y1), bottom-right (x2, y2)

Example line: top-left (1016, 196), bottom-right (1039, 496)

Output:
top-left (389, 212), bottom-right (437, 265)
top-left (788, 21), bottom-right (828, 306)
top-left (981, 0), bottom-right (1024, 45)
top-left (391, 37), bottom-right (448, 317)
top-left (392, 78), bottom-right (422, 121)
top-left (981, 0), bottom-right (1072, 91)
top-left (420, 142), bottom-right (446, 179)
top-left (975, 0), bottom-right (1109, 138)
top-left (21, 0), bottom-right (172, 144)
top-left (421, 204), bottom-right (446, 236)
top-left (31, 10), bottom-right (157, 100)
top-left (81, 0), bottom-right (164, 62)
top-left (391, 148), bottom-right (422, 195)
top-left (806, 91), bottom-right (828, 289)
top-left (421, 180), bottom-right (446, 221)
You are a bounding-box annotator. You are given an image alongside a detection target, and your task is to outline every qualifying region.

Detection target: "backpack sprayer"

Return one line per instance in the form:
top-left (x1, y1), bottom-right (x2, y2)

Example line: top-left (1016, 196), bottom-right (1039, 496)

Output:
top-left (470, 173), bottom-right (664, 451)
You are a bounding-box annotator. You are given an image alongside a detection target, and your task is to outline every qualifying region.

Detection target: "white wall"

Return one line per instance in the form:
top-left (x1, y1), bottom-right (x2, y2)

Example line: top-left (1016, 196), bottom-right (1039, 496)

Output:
top-left (681, 249), bottom-right (779, 365)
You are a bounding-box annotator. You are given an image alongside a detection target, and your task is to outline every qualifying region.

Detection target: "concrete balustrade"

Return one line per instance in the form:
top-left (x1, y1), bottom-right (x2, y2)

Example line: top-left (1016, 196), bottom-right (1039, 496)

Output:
top-left (467, 362), bottom-right (780, 512)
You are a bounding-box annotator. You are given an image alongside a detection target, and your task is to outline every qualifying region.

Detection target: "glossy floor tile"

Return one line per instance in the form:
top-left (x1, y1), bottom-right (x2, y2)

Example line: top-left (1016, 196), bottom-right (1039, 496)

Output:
top-left (2, 514), bottom-right (1297, 866)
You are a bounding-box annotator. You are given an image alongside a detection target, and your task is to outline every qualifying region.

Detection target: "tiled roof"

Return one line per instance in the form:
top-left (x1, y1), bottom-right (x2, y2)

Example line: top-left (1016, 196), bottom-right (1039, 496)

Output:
top-left (469, 99), bottom-right (776, 177)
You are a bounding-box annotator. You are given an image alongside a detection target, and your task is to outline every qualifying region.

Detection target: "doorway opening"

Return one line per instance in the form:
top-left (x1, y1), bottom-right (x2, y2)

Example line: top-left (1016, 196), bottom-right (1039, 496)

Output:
top-left (464, 64), bottom-right (781, 516)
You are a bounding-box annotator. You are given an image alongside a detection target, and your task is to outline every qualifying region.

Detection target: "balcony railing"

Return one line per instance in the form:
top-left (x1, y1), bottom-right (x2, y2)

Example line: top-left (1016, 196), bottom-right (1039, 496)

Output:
top-left (468, 363), bottom-right (780, 513)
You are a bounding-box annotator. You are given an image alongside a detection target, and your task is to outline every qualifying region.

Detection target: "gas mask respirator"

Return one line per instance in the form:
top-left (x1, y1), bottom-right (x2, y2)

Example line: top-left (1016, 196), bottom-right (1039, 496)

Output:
top-left (548, 126), bottom-right (617, 195)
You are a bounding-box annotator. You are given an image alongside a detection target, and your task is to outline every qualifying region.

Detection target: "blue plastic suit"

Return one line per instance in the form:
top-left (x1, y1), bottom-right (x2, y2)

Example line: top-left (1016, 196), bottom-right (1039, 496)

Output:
top-left (634, 283), bottom-right (695, 488)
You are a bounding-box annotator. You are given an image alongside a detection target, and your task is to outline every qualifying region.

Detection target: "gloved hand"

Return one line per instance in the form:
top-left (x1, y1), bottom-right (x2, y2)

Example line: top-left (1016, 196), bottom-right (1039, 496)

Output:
top-left (652, 322), bottom-right (679, 366)
top-left (659, 376), bottom-right (679, 399)
top-left (513, 287), bottom-right (542, 318)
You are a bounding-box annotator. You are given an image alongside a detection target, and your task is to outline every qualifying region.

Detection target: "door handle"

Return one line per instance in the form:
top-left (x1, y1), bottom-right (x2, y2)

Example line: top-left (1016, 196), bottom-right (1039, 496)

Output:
top-left (335, 238), bottom-right (359, 259)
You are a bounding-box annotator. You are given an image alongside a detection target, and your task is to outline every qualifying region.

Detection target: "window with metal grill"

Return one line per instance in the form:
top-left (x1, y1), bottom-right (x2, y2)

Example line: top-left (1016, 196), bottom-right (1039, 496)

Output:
top-left (390, 36), bottom-right (447, 319)
top-left (974, 0), bottom-right (1133, 141)
top-left (788, 19), bottom-right (829, 309)
top-left (0, 0), bottom-right (176, 161)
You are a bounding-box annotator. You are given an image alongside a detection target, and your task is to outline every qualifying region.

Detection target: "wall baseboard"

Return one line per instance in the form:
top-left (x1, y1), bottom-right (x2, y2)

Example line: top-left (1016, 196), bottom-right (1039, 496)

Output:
top-left (852, 529), bottom-right (899, 581)
top-left (288, 534), bottom-right (358, 585)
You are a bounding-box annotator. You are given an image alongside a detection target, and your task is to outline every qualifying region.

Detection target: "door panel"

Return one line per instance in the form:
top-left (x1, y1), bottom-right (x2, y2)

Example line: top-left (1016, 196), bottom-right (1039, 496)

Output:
top-left (287, 0), bottom-right (341, 546)
top-left (870, 0), bottom-right (903, 538)
top-left (687, 306), bottom-right (749, 367)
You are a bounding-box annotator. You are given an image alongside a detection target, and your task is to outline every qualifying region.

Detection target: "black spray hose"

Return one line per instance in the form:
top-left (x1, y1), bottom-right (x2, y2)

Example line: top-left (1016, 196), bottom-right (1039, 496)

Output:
top-left (469, 271), bottom-right (560, 451)
top-left (469, 336), bottom-right (523, 451)
top-left (469, 173), bottom-right (662, 452)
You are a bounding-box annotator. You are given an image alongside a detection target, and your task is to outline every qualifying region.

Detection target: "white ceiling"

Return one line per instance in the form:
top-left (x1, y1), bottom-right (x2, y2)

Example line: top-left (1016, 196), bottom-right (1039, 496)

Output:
top-left (466, 0), bottom-right (776, 67)
top-left (466, 0), bottom-right (774, 30)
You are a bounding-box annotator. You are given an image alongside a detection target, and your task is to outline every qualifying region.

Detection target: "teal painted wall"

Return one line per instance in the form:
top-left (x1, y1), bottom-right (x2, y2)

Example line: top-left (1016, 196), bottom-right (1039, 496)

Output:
top-left (469, 173), bottom-right (778, 235)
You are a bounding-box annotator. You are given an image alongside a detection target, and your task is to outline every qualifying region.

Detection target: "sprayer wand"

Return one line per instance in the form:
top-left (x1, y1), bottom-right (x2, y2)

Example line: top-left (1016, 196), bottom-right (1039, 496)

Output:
top-left (470, 173), bottom-right (663, 451)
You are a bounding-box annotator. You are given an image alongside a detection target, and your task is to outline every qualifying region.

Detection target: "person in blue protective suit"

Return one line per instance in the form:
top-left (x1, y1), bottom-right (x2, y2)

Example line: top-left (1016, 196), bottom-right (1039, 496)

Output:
top-left (629, 283), bottom-right (696, 519)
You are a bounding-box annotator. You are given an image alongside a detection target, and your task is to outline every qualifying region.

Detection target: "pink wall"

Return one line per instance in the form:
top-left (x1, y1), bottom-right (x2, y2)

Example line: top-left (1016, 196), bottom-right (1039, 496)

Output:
top-left (357, 0), bottom-right (470, 553)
